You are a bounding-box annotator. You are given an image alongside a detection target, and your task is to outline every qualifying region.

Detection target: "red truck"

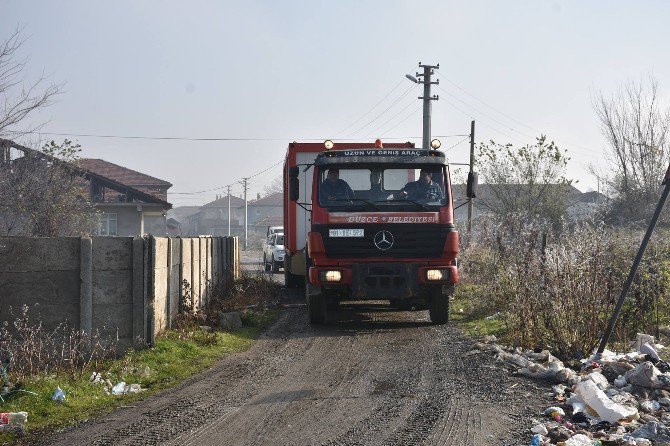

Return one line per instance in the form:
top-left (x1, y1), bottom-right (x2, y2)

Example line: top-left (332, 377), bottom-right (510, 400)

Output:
top-left (283, 139), bottom-right (460, 325)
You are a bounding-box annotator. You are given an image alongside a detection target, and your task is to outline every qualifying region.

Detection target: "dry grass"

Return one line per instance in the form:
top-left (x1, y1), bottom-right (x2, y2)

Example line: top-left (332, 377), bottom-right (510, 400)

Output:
top-left (459, 216), bottom-right (670, 358)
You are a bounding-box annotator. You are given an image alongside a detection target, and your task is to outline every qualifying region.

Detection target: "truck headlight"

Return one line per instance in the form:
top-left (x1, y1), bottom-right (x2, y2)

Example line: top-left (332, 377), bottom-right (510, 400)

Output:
top-left (320, 270), bottom-right (342, 282)
top-left (426, 269), bottom-right (449, 281)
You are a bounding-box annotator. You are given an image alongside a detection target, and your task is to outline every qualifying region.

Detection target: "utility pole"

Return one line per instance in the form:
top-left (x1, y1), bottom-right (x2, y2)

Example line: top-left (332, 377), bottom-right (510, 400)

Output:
top-left (416, 62), bottom-right (440, 150)
top-left (241, 178), bottom-right (249, 250)
top-left (227, 185), bottom-right (231, 236)
top-left (467, 120), bottom-right (475, 232)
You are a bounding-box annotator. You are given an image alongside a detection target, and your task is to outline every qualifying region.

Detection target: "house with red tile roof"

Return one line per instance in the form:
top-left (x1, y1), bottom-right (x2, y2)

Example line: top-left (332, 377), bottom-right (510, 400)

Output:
top-left (79, 158), bottom-right (173, 236)
top-left (0, 140), bottom-right (172, 236)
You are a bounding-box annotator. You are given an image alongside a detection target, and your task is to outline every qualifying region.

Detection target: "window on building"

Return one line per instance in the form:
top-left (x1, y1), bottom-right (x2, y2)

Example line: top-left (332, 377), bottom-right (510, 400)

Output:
top-left (99, 213), bottom-right (117, 236)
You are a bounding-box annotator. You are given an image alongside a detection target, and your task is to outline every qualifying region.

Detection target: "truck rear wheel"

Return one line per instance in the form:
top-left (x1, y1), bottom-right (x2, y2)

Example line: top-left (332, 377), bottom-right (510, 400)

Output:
top-left (429, 286), bottom-right (453, 325)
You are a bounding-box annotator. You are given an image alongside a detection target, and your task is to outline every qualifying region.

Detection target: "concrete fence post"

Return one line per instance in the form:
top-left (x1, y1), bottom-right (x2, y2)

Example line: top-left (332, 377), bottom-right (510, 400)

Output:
top-left (79, 237), bottom-right (93, 350)
top-left (132, 237), bottom-right (146, 345)
top-left (146, 236), bottom-right (156, 347)
top-left (166, 237), bottom-right (172, 329)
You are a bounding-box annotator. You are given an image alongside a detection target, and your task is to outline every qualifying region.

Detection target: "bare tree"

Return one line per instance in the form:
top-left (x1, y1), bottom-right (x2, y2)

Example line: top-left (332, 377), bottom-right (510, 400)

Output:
top-left (262, 176), bottom-right (283, 197)
top-left (476, 136), bottom-right (573, 226)
top-left (593, 75), bottom-right (670, 224)
top-left (0, 139), bottom-right (96, 236)
top-left (0, 28), bottom-right (61, 137)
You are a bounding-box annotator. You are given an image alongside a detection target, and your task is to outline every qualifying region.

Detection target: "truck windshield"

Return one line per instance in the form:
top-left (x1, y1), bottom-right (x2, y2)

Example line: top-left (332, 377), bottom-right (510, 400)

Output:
top-left (317, 166), bottom-right (447, 210)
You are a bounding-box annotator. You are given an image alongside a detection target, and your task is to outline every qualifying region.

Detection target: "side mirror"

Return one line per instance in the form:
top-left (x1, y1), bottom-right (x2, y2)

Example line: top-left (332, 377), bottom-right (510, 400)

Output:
top-left (466, 171), bottom-right (478, 199)
top-left (288, 166), bottom-right (300, 202)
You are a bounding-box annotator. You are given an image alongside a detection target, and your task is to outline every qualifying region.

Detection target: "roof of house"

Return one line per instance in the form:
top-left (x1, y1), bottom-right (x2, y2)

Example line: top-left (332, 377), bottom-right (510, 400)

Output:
top-left (0, 140), bottom-right (172, 209)
top-left (168, 206), bottom-right (202, 221)
top-left (80, 159), bottom-right (172, 187)
top-left (203, 195), bottom-right (245, 207)
top-left (249, 192), bottom-right (283, 206)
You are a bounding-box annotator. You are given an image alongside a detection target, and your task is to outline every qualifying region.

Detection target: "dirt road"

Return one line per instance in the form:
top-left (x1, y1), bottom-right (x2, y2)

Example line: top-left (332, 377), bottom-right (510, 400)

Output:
top-left (41, 303), bottom-right (548, 446)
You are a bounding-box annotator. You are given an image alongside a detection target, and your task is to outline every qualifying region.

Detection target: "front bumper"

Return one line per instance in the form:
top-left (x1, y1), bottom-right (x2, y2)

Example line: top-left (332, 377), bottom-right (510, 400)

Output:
top-left (309, 263), bottom-right (458, 300)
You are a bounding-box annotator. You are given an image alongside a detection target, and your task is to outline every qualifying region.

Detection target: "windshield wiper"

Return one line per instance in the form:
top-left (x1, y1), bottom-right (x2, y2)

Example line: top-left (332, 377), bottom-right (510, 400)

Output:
top-left (330, 198), bottom-right (380, 211)
top-left (378, 198), bottom-right (430, 211)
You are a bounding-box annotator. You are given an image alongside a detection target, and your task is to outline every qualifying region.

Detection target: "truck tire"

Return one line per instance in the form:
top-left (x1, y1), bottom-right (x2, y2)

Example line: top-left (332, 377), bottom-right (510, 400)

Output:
top-left (306, 285), bottom-right (327, 324)
top-left (429, 286), bottom-right (452, 325)
top-left (271, 256), bottom-right (280, 273)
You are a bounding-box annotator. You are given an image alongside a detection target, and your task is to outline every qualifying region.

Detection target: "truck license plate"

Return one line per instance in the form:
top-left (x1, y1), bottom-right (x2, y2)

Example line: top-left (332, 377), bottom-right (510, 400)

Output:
top-left (329, 229), bottom-right (364, 237)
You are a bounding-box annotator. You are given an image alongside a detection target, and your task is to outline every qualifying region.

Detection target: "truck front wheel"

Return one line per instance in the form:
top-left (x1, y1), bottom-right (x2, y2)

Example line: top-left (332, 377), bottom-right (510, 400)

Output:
top-left (306, 284), bottom-right (327, 325)
top-left (428, 286), bottom-right (453, 325)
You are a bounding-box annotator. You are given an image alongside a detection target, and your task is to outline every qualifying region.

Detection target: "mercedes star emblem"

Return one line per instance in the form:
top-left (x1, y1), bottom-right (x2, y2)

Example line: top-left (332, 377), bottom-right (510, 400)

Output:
top-left (373, 230), bottom-right (394, 251)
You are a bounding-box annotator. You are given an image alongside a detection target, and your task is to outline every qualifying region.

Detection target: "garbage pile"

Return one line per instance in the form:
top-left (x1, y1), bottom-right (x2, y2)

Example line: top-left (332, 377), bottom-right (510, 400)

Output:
top-left (474, 335), bottom-right (670, 445)
top-left (89, 372), bottom-right (144, 396)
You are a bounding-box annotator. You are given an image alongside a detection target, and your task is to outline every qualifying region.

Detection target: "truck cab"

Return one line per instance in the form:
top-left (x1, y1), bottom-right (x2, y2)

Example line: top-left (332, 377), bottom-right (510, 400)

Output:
top-left (283, 140), bottom-right (459, 325)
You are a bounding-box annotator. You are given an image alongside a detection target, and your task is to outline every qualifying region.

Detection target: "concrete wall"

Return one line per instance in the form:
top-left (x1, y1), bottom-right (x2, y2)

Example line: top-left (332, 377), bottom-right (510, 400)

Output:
top-left (0, 237), bottom-right (81, 329)
top-left (0, 235), bottom-right (239, 354)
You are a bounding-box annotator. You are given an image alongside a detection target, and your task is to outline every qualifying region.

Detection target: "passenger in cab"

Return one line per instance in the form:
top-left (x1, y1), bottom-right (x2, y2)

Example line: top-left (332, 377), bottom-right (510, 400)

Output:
top-left (399, 169), bottom-right (443, 201)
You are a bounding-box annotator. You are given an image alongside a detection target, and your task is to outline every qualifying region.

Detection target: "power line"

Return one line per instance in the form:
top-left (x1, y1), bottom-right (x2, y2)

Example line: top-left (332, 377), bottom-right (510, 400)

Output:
top-left (335, 62), bottom-right (419, 136)
top-left (30, 131), bottom-right (463, 142)
top-left (37, 132), bottom-right (287, 142)
top-left (364, 96), bottom-right (419, 138)
top-left (347, 84), bottom-right (418, 138)
top-left (445, 136), bottom-right (470, 151)
top-left (435, 71), bottom-right (603, 155)
top-left (334, 78), bottom-right (405, 136)
top-left (170, 159), bottom-right (283, 195)
top-left (379, 105), bottom-right (423, 137)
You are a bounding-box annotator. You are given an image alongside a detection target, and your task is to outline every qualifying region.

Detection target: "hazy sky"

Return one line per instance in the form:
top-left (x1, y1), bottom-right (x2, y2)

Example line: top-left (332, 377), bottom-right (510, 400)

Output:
top-left (3, 0), bottom-right (669, 206)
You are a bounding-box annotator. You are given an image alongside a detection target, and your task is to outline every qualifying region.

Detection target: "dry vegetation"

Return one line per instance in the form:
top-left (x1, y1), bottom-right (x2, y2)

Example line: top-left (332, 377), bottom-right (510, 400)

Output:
top-left (458, 216), bottom-right (670, 359)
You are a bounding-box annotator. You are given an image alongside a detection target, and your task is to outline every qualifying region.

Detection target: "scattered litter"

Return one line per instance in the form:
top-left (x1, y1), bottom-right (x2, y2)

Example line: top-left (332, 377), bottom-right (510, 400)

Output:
top-left (636, 333), bottom-right (656, 352)
top-left (625, 361), bottom-right (669, 389)
top-left (614, 375), bottom-right (627, 388)
top-left (629, 421), bottom-right (670, 442)
top-left (531, 423), bottom-right (548, 435)
top-left (111, 382), bottom-right (143, 395)
top-left (575, 380), bottom-right (637, 423)
top-left (639, 400), bottom-right (661, 413)
top-left (0, 412), bottom-right (28, 432)
top-left (90, 372), bottom-right (105, 385)
top-left (639, 342), bottom-right (661, 361)
top-left (563, 433), bottom-right (592, 446)
top-left (51, 386), bottom-right (65, 403)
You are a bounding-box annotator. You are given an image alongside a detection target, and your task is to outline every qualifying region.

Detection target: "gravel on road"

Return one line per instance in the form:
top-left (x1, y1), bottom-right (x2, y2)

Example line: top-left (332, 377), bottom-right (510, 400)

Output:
top-left (40, 304), bottom-right (550, 446)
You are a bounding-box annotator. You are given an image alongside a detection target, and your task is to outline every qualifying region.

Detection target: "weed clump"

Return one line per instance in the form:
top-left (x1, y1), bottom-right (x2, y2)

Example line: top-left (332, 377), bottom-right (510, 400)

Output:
top-left (0, 305), bottom-right (117, 384)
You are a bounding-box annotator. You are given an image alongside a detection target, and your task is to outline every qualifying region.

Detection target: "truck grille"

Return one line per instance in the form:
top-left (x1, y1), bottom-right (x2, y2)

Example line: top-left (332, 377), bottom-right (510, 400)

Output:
top-left (313, 224), bottom-right (452, 259)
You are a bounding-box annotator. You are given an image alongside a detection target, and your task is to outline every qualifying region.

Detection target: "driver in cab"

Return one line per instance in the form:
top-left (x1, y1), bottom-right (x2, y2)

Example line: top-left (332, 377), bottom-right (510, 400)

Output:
top-left (398, 169), bottom-right (443, 201)
top-left (320, 168), bottom-right (354, 203)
